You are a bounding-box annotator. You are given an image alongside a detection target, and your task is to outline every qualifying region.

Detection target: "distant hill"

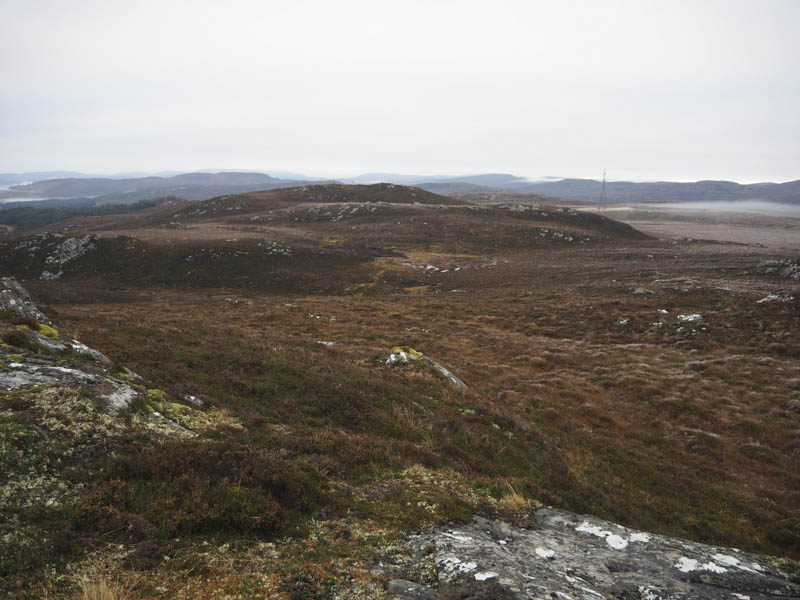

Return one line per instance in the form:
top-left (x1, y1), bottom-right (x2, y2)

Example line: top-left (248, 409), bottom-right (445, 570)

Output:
top-left (169, 183), bottom-right (468, 221)
top-left (0, 171), bottom-right (95, 186)
top-left (351, 172), bottom-right (533, 189)
top-left (352, 173), bottom-right (800, 204)
top-left (0, 172), bottom-right (335, 207)
top-left (5, 170), bottom-right (798, 207)
top-left (415, 182), bottom-right (499, 194)
top-left (512, 178), bottom-right (800, 204)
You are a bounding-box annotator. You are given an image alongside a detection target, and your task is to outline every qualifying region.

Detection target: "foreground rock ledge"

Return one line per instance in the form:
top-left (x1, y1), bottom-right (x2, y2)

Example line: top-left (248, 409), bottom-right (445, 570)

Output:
top-left (391, 508), bottom-right (799, 600)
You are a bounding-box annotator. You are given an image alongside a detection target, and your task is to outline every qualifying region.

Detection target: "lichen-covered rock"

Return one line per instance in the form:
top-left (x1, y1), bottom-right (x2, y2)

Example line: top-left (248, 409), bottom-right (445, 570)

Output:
top-left (391, 509), bottom-right (799, 600)
top-left (386, 346), bottom-right (467, 388)
top-left (387, 346), bottom-right (424, 365)
top-left (0, 361), bottom-right (98, 391)
top-left (0, 277), bottom-right (52, 324)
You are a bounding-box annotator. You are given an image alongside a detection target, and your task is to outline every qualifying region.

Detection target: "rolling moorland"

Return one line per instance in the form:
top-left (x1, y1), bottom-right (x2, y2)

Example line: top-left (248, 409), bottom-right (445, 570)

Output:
top-left (1, 183), bottom-right (799, 598)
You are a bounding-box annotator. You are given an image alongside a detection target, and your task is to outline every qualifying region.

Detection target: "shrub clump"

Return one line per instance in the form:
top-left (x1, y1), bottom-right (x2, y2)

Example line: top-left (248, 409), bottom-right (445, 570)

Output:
top-left (2, 328), bottom-right (35, 351)
top-left (74, 439), bottom-right (324, 540)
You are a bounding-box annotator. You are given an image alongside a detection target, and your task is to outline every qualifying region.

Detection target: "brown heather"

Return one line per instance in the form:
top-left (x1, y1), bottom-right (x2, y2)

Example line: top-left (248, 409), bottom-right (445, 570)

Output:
top-left (1, 184), bottom-right (799, 597)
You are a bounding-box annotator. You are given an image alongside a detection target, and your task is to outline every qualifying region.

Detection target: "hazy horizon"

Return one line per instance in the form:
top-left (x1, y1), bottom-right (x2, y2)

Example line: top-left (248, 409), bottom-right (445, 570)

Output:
top-left (2, 168), bottom-right (799, 186)
top-left (2, 1), bottom-right (798, 182)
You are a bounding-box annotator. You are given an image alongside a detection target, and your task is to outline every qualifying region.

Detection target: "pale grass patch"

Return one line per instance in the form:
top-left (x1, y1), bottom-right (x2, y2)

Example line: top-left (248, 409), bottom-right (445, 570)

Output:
top-left (76, 576), bottom-right (132, 600)
top-left (498, 481), bottom-right (528, 513)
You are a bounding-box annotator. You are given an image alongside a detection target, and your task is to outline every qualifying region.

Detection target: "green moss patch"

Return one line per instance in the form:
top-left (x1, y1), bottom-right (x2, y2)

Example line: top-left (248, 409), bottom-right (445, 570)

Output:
top-left (36, 323), bottom-right (59, 340)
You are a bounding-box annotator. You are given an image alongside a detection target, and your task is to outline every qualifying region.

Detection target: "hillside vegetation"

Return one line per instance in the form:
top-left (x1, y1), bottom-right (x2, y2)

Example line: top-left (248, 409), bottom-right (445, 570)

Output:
top-left (1, 184), bottom-right (798, 598)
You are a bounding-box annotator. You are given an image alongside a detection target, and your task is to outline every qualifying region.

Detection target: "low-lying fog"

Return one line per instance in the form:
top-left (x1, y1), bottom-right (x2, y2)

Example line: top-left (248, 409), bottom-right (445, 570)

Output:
top-left (639, 200), bottom-right (800, 216)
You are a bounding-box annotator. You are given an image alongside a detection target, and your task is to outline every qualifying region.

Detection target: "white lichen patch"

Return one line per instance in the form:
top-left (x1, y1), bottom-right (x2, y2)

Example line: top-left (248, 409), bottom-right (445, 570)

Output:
top-left (436, 554), bottom-right (478, 580)
top-left (574, 521), bottom-right (653, 550)
top-left (711, 553), bottom-right (763, 574)
top-left (605, 534), bottom-right (628, 550)
top-left (674, 556), bottom-right (727, 573)
top-left (677, 314), bottom-right (702, 322)
top-left (576, 522), bottom-right (608, 538)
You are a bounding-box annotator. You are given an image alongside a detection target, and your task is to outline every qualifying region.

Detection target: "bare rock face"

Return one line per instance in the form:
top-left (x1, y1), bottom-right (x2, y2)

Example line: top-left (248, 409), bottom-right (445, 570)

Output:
top-left (0, 277), bottom-right (52, 324)
top-left (390, 509), bottom-right (799, 600)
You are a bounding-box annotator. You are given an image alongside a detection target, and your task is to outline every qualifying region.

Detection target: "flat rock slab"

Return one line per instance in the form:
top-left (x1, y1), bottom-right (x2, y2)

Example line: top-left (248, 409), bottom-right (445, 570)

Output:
top-left (397, 508), bottom-right (798, 600)
top-left (0, 362), bottom-right (99, 391)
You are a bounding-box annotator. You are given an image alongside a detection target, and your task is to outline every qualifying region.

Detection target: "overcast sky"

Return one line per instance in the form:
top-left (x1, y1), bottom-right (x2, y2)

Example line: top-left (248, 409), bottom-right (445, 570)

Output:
top-left (1, 0), bottom-right (798, 182)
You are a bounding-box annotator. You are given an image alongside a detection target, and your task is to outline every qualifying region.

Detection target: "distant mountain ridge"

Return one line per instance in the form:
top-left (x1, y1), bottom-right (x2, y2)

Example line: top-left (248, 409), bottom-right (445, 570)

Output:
top-left (0, 172), bottom-right (333, 207)
top-left (357, 173), bottom-right (800, 205)
top-left (2, 169), bottom-right (798, 208)
top-left (505, 178), bottom-right (800, 204)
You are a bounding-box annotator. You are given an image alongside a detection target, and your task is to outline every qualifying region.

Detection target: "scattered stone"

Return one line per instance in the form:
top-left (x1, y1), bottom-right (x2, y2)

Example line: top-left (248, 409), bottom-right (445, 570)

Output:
top-left (102, 384), bottom-right (141, 414)
top-left (677, 314), bottom-right (703, 322)
top-left (757, 259), bottom-right (800, 279)
top-left (150, 411), bottom-right (195, 435)
top-left (387, 346), bottom-right (423, 365)
top-left (756, 294), bottom-right (794, 304)
top-left (184, 394), bottom-right (204, 407)
top-left (425, 356), bottom-right (467, 389)
top-left (40, 269), bottom-right (63, 280)
top-left (67, 339), bottom-right (111, 363)
top-left (122, 367), bottom-right (144, 381)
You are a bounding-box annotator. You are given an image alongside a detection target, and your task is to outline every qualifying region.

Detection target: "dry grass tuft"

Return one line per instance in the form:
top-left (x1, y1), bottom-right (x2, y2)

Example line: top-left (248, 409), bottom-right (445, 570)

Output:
top-left (498, 482), bottom-right (528, 513)
top-left (77, 576), bottom-right (131, 600)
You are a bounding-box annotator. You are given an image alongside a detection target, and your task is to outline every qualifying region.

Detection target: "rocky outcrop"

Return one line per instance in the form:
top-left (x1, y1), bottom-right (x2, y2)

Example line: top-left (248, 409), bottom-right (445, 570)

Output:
top-left (389, 509), bottom-right (799, 600)
top-left (1, 278), bottom-right (145, 416)
top-left (0, 277), bottom-right (52, 324)
top-left (758, 260), bottom-right (800, 280)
